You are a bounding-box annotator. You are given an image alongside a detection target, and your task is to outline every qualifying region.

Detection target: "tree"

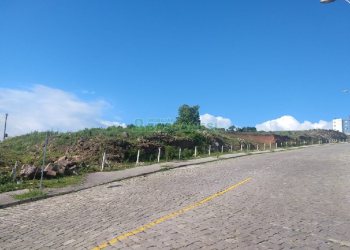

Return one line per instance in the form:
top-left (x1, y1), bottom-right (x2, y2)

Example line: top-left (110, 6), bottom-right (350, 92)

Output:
top-left (227, 125), bottom-right (236, 132)
top-left (175, 104), bottom-right (201, 126)
top-left (237, 127), bottom-right (257, 132)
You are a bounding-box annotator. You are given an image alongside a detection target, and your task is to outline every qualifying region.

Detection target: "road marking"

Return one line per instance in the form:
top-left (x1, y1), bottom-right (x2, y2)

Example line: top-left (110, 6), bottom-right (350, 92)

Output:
top-left (92, 177), bottom-right (252, 250)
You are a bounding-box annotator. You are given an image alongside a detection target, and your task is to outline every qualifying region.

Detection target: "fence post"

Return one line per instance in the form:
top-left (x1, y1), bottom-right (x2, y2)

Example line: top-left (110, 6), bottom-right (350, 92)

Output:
top-left (276, 142), bottom-right (278, 149)
top-left (257, 144), bottom-right (259, 151)
top-left (264, 143), bottom-right (266, 151)
top-left (208, 145), bottom-right (211, 156)
top-left (230, 145), bottom-right (233, 152)
top-left (157, 147), bottom-right (161, 163)
top-left (221, 145), bottom-right (224, 154)
top-left (136, 149), bottom-right (140, 165)
top-left (269, 142), bottom-right (272, 150)
top-left (240, 144), bottom-right (243, 151)
top-left (101, 151), bottom-right (106, 171)
top-left (194, 146), bottom-right (197, 157)
top-left (40, 132), bottom-right (49, 191)
top-left (12, 161), bottom-right (18, 182)
top-left (179, 148), bottom-right (182, 160)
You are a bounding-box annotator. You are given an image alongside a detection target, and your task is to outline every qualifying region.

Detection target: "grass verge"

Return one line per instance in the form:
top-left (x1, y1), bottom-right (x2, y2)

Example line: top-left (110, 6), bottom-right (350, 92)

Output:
top-left (13, 189), bottom-right (47, 200)
top-left (0, 174), bottom-right (84, 194)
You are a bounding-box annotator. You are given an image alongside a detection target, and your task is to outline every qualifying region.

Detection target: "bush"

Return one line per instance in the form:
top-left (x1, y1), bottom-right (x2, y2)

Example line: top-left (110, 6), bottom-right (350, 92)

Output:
top-left (0, 173), bottom-right (12, 185)
top-left (165, 146), bottom-right (178, 161)
top-left (182, 148), bottom-right (194, 159)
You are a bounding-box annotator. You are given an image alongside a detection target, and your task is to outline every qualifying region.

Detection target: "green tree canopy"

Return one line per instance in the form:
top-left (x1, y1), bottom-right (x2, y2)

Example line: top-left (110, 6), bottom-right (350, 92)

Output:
top-left (175, 104), bottom-right (201, 126)
top-left (236, 127), bottom-right (257, 132)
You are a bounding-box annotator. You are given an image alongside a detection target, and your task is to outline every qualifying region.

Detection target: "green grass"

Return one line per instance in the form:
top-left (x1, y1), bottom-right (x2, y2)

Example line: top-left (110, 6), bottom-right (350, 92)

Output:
top-left (41, 175), bottom-right (84, 188)
top-left (0, 174), bottom-right (84, 193)
top-left (0, 182), bottom-right (28, 193)
top-left (13, 189), bottom-right (46, 200)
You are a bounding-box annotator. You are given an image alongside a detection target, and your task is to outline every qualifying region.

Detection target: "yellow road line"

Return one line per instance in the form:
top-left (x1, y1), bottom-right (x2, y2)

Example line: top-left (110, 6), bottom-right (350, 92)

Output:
top-left (92, 177), bottom-right (252, 250)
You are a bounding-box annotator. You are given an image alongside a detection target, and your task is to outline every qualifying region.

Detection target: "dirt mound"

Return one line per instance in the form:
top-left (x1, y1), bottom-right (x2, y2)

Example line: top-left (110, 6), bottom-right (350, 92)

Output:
top-left (232, 133), bottom-right (289, 144)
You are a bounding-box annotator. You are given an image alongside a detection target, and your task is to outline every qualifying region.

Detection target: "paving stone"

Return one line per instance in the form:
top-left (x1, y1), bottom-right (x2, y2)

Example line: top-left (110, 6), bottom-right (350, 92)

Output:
top-left (1, 144), bottom-right (350, 249)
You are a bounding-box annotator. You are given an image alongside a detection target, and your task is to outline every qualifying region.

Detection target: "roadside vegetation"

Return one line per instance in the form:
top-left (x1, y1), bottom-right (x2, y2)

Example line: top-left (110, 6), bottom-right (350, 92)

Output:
top-left (0, 104), bottom-right (348, 194)
top-left (0, 174), bottom-right (84, 193)
top-left (13, 189), bottom-right (47, 200)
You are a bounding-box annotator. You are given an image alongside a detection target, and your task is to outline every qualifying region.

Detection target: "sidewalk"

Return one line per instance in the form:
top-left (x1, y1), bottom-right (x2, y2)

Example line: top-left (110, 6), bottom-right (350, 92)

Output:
top-left (0, 146), bottom-right (313, 209)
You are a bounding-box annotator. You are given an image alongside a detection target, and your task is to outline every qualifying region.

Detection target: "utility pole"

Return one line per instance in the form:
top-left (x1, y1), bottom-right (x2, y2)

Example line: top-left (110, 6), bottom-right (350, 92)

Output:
top-left (3, 113), bottom-right (8, 141)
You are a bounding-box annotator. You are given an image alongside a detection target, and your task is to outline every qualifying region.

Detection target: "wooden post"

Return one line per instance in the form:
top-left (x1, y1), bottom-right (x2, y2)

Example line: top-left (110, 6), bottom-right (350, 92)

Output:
top-left (136, 149), bottom-right (140, 165)
top-left (194, 146), bottom-right (197, 157)
top-left (40, 132), bottom-right (49, 191)
top-left (179, 148), bottom-right (182, 160)
top-left (221, 145), bottom-right (224, 153)
top-left (208, 145), bottom-right (211, 156)
top-left (157, 147), bottom-right (161, 163)
top-left (240, 144), bottom-right (243, 151)
top-left (101, 151), bottom-right (106, 171)
top-left (230, 145), bottom-right (233, 152)
top-left (12, 161), bottom-right (18, 182)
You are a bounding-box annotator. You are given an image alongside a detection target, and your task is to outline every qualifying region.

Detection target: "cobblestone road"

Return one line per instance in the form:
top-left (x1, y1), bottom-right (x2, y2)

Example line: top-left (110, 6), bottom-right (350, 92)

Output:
top-left (1, 144), bottom-right (350, 249)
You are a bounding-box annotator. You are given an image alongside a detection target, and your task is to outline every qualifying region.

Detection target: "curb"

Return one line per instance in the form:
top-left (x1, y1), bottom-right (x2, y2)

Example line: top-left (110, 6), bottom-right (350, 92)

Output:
top-left (0, 144), bottom-right (329, 209)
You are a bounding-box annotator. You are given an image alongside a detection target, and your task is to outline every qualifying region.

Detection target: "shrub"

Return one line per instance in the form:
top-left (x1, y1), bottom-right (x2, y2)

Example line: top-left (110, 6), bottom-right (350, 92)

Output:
top-left (0, 173), bottom-right (12, 185)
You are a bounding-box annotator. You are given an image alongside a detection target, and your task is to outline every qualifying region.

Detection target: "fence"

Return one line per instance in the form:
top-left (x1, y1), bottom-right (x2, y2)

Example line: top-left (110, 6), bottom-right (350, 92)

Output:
top-left (99, 139), bottom-right (344, 171)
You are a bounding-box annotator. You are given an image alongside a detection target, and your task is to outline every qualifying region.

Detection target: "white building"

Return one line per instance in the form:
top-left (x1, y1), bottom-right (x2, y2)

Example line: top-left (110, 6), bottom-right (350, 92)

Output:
top-left (333, 118), bottom-right (343, 133)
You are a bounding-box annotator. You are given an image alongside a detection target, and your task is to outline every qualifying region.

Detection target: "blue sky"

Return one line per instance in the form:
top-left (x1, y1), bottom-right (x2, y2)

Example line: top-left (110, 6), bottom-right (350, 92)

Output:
top-left (1, 0), bottom-right (350, 135)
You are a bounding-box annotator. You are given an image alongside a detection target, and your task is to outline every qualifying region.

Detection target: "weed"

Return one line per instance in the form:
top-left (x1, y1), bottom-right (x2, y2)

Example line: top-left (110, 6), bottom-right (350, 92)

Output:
top-left (13, 189), bottom-right (46, 200)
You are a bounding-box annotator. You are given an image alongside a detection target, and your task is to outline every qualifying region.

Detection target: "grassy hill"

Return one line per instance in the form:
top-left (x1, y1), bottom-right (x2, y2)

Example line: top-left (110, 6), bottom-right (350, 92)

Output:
top-left (0, 125), bottom-right (237, 174)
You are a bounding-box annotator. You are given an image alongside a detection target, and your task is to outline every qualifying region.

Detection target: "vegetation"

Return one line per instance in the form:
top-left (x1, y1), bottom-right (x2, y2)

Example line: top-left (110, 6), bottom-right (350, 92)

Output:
top-left (227, 125), bottom-right (236, 132)
top-left (0, 174), bottom-right (83, 193)
top-left (13, 189), bottom-right (46, 200)
top-left (175, 104), bottom-right (201, 126)
top-left (0, 104), bottom-right (347, 194)
top-left (236, 127), bottom-right (257, 132)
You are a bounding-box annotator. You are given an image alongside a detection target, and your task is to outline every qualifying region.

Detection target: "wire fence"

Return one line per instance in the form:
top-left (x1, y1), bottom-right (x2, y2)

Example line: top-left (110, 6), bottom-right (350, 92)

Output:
top-left (100, 138), bottom-right (347, 171)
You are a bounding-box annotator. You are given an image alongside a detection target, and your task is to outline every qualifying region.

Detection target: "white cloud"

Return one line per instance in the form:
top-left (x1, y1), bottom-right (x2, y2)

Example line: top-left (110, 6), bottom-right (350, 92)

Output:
top-left (200, 113), bottom-right (232, 129)
top-left (0, 85), bottom-right (124, 137)
top-left (256, 115), bottom-right (332, 132)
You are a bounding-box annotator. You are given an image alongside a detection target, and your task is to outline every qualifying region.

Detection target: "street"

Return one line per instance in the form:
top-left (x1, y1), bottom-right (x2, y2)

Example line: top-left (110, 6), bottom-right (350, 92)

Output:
top-left (1, 144), bottom-right (350, 249)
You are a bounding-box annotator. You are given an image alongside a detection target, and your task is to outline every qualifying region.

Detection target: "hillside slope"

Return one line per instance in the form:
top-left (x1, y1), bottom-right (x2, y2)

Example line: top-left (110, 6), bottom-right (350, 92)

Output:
top-left (0, 127), bottom-right (347, 175)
